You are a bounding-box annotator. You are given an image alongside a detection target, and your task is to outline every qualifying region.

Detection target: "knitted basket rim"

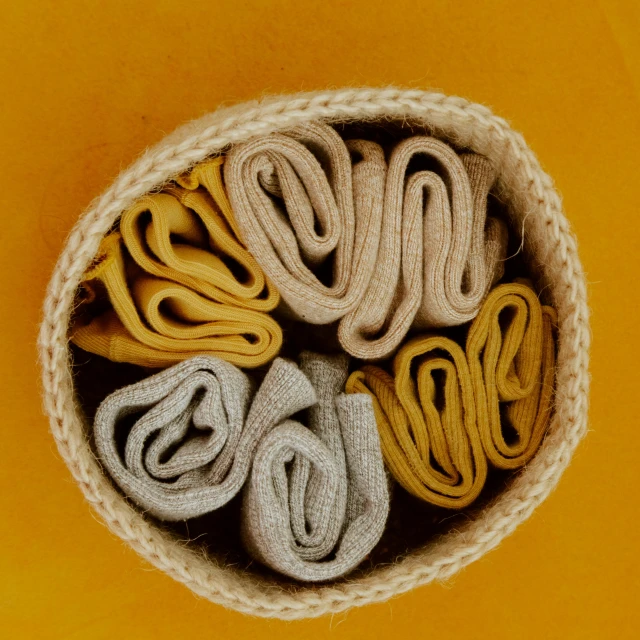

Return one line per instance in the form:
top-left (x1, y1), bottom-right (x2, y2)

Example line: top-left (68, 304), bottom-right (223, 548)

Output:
top-left (38, 87), bottom-right (590, 620)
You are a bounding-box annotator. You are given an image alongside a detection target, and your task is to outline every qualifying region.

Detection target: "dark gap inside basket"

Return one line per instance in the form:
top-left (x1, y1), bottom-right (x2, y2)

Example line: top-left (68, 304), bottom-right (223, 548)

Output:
top-left (69, 120), bottom-right (549, 588)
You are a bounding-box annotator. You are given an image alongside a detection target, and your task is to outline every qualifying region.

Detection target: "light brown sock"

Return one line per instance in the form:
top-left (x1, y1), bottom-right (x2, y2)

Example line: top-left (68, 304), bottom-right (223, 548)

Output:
top-left (339, 137), bottom-right (507, 360)
top-left (224, 122), bottom-right (386, 324)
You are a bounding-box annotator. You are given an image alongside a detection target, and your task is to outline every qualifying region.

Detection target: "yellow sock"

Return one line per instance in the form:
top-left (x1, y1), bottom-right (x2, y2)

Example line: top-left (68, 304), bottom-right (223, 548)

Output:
top-left (71, 233), bottom-right (282, 368)
top-left (346, 281), bottom-right (556, 508)
top-left (120, 157), bottom-right (279, 311)
top-left (71, 158), bottom-right (283, 368)
top-left (466, 282), bottom-right (557, 469)
top-left (347, 336), bottom-right (486, 508)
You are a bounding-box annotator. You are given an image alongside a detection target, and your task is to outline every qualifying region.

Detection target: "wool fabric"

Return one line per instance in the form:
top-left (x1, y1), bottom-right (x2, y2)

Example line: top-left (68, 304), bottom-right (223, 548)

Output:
top-left (224, 121), bottom-right (386, 324)
top-left (242, 352), bottom-right (389, 581)
top-left (339, 137), bottom-right (508, 360)
top-left (120, 157), bottom-right (278, 311)
top-left (347, 281), bottom-right (556, 508)
top-left (71, 158), bottom-right (282, 368)
top-left (347, 337), bottom-right (487, 508)
top-left (466, 281), bottom-right (557, 469)
top-left (71, 233), bottom-right (282, 368)
top-left (226, 125), bottom-right (507, 359)
top-left (93, 354), bottom-right (320, 521)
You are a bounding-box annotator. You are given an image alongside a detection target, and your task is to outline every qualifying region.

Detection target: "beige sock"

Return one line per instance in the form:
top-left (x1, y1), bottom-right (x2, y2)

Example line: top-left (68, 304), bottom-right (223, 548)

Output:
top-left (242, 352), bottom-right (389, 582)
top-left (227, 125), bottom-right (507, 359)
top-left (224, 122), bottom-right (386, 324)
top-left (339, 136), bottom-right (508, 360)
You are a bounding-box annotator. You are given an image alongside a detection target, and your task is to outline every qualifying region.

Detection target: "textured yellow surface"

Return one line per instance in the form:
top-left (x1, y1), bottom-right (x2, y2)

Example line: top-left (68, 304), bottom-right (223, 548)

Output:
top-left (1, 1), bottom-right (639, 637)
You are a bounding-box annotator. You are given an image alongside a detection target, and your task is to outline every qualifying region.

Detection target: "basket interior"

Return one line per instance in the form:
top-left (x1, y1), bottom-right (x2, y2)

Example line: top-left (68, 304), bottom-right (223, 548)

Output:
top-left (69, 117), bottom-right (553, 589)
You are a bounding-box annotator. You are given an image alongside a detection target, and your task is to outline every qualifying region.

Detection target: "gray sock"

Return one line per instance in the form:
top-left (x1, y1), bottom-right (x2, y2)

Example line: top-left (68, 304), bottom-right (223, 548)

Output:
top-left (241, 352), bottom-right (390, 582)
top-left (93, 355), bottom-right (316, 521)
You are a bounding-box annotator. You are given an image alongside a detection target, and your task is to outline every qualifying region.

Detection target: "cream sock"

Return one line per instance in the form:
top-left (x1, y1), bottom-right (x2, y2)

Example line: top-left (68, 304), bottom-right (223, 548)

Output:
top-left (226, 126), bottom-right (507, 359)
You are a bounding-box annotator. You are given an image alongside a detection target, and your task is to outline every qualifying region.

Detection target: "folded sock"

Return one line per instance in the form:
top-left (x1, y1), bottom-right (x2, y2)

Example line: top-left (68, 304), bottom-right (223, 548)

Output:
top-left (71, 158), bottom-right (283, 369)
top-left (224, 122), bottom-right (386, 324)
top-left (242, 352), bottom-right (389, 581)
top-left (71, 233), bottom-right (282, 368)
top-left (93, 354), bottom-right (315, 521)
top-left (466, 281), bottom-right (557, 469)
top-left (347, 337), bottom-right (487, 508)
top-left (339, 137), bottom-right (508, 360)
top-left (226, 125), bottom-right (507, 359)
top-left (346, 281), bottom-right (556, 508)
top-left (120, 157), bottom-right (279, 311)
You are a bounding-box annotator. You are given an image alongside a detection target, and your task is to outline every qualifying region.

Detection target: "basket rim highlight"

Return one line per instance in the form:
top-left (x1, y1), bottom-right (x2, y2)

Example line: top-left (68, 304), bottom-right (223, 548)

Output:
top-left (38, 87), bottom-right (590, 620)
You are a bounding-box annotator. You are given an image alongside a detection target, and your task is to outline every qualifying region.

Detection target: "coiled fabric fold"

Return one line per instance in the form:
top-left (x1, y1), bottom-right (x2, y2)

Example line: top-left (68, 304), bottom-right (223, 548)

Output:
top-left (347, 337), bottom-right (487, 508)
top-left (225, 122), bottom-right (387, 324)
top-left (466, 282), bottom-right (557, 469)
top-left (339, 137), bottom-right (508, 359)
top-left (120, 158), bottom-right (278, 311)
top-left (71, 158), bottom-right (282, 368)
top-left (93, 354), bottom-right (315, 521)
top-left (242, 352), bottom-right (389, 581)
top-left (347, 282), bottom-right (556, 508)
top-left (71, 233), bottom-right (282, 368)
top-left (226, 126), bottom-right (508, 360)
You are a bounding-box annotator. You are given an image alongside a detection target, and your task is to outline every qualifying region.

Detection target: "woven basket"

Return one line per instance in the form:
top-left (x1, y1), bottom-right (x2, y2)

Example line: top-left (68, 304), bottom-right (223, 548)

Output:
top-left (39, 88), bottom-right (590, 619)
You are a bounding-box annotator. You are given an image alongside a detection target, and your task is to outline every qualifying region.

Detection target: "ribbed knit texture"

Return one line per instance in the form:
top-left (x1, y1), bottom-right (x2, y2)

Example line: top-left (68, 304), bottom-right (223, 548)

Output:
top-left (71, 159), bottom-right (282, 368)
top-left (94, 356), bottom-right (251, 520)
top-left (242, 352), bottom-right (389, 582)
top-left (226, 126), bottom-right (507, 360)
top-left (347, 281), bottom-right (556, 508)
top-left (93, 354), bottom-right (319, 521)
top-left (225, 122), bottom-right (386, 324)
top-left (340, 138), bottom-right (507, 359)
top-left (39, 88), bottom-right (589, 618)
top-left (347, 338), bottom-right (487, 508)
top-left (466, 281), bottom-right (558, 469)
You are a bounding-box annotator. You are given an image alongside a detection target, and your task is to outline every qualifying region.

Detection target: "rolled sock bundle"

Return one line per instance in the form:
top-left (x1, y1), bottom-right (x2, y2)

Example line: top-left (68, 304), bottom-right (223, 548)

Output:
top-left (225, 122), bottom-right (387, 324)
top-left (242, 352), bottom-right (390, 581)
top-left (347, 337), bottom-right (487, 508)
top-left (71, 159), bottom-right (282, 368)
top-left (120, 158), bottom-right (279, 311)
top-left (466, 281), bottom-right (557, 469)
top-left (347, 282), bottom-right (556, 508)
top-left (93, 354), bottom-right (315, 520)
top-left (71, 234), bottom-right (282, 368)
top-left (339, 137), bottom-right (508, 360)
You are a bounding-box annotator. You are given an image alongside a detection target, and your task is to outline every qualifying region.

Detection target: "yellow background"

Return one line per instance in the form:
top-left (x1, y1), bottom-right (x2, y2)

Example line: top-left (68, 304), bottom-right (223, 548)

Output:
top-left (1, 1), bottom-right (639, 637)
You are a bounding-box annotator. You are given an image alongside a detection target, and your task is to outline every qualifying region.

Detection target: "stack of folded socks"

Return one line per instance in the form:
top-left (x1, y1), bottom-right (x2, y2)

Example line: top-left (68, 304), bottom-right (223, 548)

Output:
top-left (72, 158), bottom-right (282, 368)
top-left (72, 121), bottom-right (557, 583)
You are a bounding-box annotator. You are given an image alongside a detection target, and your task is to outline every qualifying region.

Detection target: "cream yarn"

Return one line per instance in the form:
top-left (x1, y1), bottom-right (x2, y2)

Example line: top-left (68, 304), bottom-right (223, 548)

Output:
top-left (39, 88), bottom-right (590, 619)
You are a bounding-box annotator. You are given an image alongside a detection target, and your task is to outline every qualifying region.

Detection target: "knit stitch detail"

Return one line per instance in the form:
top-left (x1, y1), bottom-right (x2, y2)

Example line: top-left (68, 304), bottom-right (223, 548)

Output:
top-left (39, 88), bottom-right (590, 619)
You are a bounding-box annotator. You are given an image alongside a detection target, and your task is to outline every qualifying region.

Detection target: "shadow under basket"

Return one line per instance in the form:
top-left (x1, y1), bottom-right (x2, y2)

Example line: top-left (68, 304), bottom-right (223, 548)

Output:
top-left (39, 88), bottom-right (590, 619)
